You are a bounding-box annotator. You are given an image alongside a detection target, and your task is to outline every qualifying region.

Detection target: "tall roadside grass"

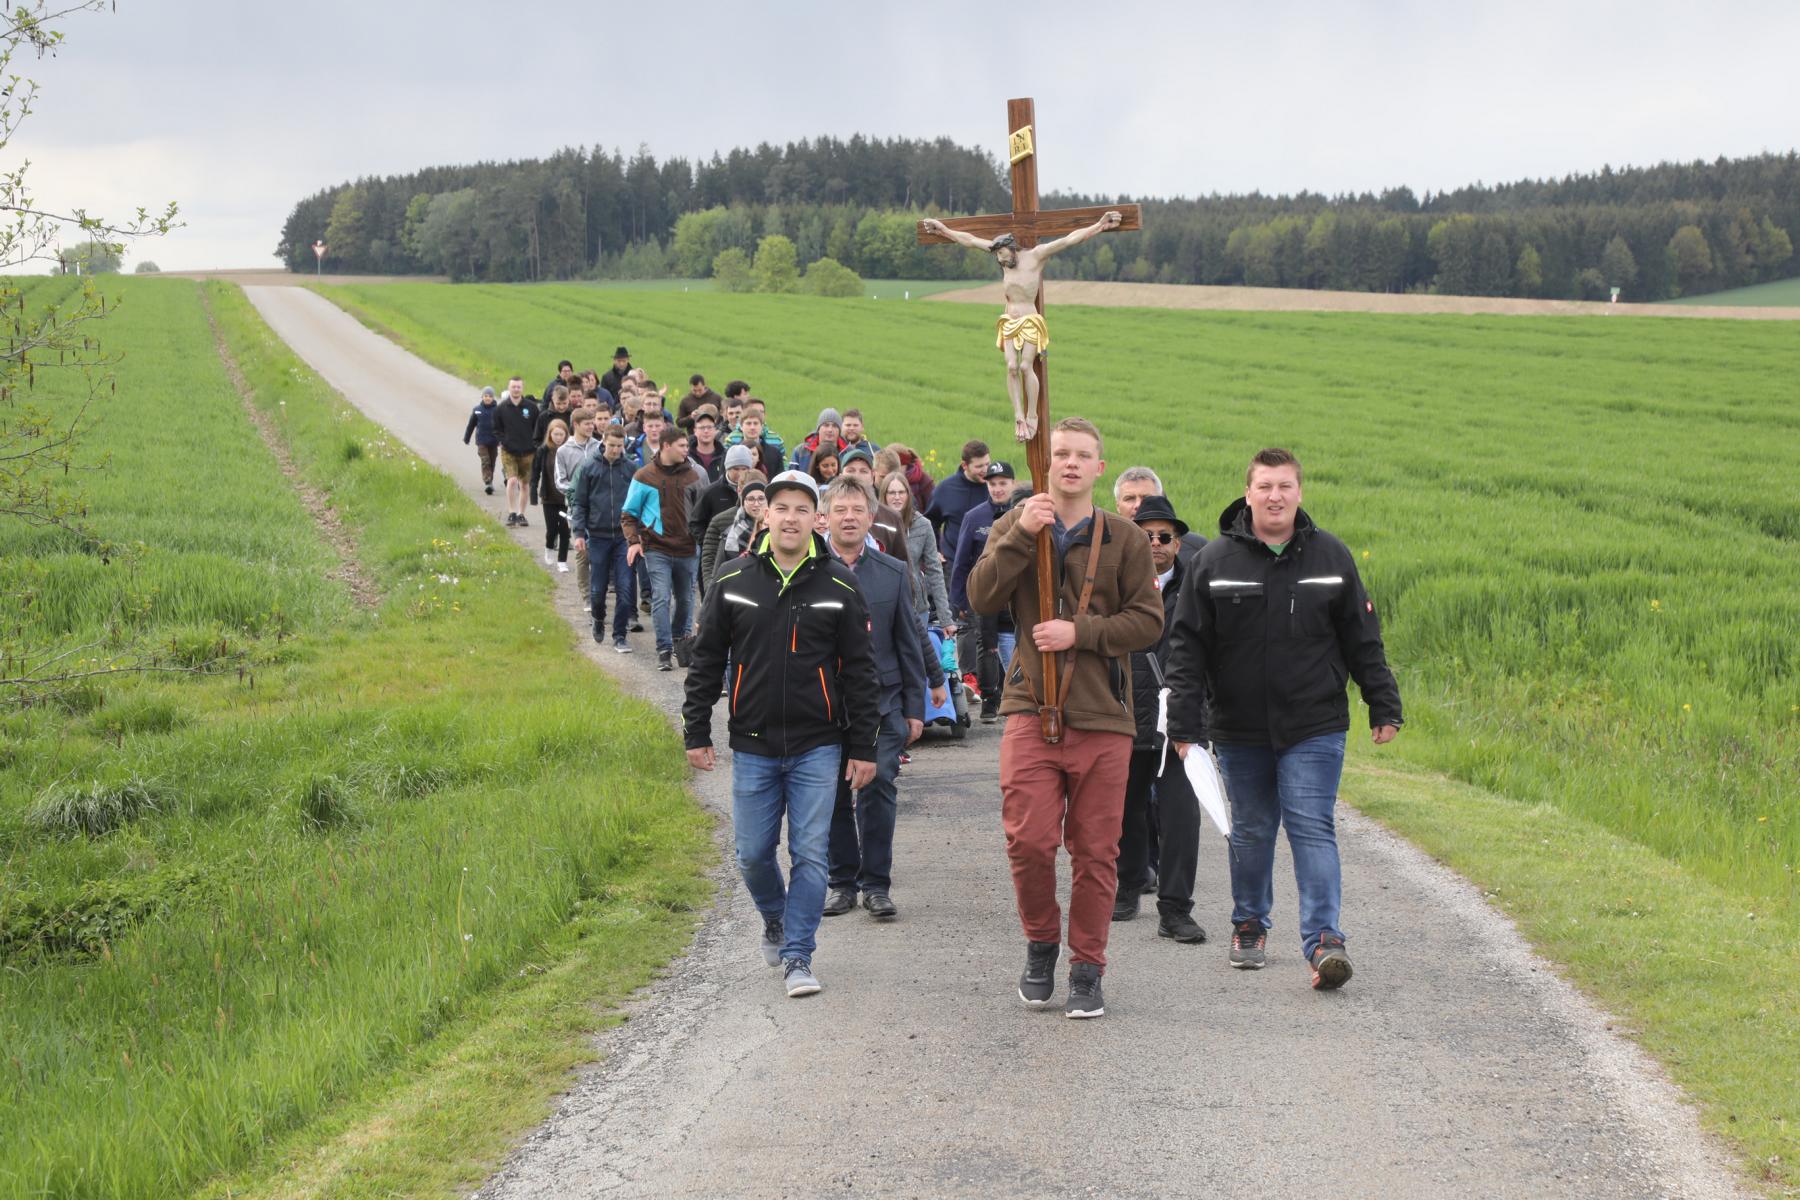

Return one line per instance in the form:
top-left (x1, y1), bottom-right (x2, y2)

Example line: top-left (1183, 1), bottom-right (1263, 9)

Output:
top-left (0, 279), bottom-right (710, 1199)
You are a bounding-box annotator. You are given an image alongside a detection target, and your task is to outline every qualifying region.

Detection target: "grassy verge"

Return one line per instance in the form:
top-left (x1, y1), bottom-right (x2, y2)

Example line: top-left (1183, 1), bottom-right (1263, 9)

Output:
top-left (1343, 755), bottom-right (1798, 1193)
top-left (0, 278), bottom-right (710, 1198)
top-left (311, 281), bottom-right (1797, 1191)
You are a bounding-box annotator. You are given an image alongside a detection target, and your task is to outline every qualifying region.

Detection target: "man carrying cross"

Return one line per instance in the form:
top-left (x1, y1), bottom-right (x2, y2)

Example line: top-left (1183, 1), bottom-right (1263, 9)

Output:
top-left (922, 211), bottom-right (1122, 443)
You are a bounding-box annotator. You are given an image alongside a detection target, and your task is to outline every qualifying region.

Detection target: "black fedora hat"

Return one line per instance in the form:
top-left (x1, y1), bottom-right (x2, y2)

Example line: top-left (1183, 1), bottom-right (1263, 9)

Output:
top-left (1131, 494), bottom-right (1189, 538)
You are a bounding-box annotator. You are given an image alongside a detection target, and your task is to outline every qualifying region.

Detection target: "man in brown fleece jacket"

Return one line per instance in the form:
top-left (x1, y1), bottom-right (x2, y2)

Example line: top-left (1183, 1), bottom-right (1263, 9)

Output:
top-left (967, 417), bottom-right (1163, 1020)
top-left (621, 425), bottom-right (702, 671)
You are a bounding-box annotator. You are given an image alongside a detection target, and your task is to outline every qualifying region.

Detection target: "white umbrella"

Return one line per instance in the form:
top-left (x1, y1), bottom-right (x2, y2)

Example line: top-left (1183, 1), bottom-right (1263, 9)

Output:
top-left (1156, 688), bottom-right (1231, 838)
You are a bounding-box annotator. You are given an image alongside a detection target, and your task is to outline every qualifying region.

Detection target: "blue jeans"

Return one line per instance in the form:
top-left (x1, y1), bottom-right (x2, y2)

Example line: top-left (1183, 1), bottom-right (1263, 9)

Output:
top-left (996, 630), bottom-right (1017, 670)
top-left (828, 707), bottom-right (907, 892)
top-left (585, 534), bottom-right (633, 640)
top-left (643, 550), bottom-right (698, 655)
top-left (1214, 732), bottom-right (1347, 961)
top-left (732, 743), bottom-right (841, 962)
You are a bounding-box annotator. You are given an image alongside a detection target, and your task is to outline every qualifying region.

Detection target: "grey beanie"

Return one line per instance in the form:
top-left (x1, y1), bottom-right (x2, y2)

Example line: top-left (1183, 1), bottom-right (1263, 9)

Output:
top-left (815, 407), bottom-right (842, 430)
top-left (725, 444), bottom-right (756, 470)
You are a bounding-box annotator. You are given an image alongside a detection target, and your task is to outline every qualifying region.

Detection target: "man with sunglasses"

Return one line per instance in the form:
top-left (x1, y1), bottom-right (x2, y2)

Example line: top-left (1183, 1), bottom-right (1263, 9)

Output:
top-left (1114, 496), bottom-right (1207, 942)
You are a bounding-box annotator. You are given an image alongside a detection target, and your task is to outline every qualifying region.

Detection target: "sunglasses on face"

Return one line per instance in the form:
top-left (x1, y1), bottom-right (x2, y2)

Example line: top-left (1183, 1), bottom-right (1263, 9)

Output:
top-left (1144, 531), bottom-right (1176, 544)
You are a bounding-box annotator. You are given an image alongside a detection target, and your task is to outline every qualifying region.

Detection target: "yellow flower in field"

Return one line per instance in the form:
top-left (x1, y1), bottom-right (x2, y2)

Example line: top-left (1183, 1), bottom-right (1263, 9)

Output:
top-left (1682, 703), bottom-right (1692, 712)
top-left (1649, 598), bottom-right (1662, 611)
top-left (1758, 815), bottom-right (1769, 823)
top-left (1361, 550), bottom-right (1369, 559)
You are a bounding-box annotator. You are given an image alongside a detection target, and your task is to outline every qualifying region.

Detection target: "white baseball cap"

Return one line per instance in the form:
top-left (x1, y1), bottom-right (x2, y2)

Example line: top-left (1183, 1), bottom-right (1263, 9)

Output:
top-left (765, 469), bottom-right (820, 506)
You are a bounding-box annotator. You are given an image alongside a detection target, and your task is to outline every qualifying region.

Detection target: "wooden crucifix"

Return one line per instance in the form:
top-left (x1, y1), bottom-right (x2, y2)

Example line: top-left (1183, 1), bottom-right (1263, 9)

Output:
top-left (918, 97), bottom-right (1141, 743)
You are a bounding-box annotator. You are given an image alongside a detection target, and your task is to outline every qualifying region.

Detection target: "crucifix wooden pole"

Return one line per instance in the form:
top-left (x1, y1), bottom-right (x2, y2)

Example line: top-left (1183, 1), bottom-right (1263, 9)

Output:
top-left (917, 97), bottom-right (1142, 743)
top-left (1007, 98), bottom-right (1064, 743)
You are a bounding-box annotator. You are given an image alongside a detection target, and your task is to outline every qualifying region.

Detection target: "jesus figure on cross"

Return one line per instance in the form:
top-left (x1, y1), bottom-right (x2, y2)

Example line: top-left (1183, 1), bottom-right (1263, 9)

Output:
top-left (921, 210), bottom-right (1122, 443)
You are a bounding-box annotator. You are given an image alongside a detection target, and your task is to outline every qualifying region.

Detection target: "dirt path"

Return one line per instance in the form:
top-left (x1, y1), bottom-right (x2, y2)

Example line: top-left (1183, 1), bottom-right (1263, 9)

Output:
top-left (243, 284), bottom-right (1747, 1200)
top-left (932, 279), bottom-right (1800, 320)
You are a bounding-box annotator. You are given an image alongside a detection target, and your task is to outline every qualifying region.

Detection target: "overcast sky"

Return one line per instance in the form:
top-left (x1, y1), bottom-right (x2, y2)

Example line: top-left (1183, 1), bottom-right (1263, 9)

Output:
top-left (16, 0), bottom-right (1799, 270)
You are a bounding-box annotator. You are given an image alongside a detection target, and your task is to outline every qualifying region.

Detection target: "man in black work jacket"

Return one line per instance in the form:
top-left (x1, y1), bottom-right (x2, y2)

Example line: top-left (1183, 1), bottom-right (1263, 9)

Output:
top-left (1165, 448), bottom-right (1402, 992)
top-left (684, 470), bottom-right (879, 1001)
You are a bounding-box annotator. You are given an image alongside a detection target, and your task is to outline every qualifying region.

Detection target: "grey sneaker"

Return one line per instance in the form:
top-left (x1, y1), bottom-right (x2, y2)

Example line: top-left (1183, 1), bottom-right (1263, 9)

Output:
top-left (1018, 940), bottom-right (1059, 1008)
top-left (1065, 962), bottom-right (1105, 1019)
top-left (613, 638), bottom-right (633, 654)
top-left (1230, 920), bottom-right (1268, 970)
top-left (759, 916), bottom-right (784, 967)
top-left (783, 957), bottom-right (821, 997)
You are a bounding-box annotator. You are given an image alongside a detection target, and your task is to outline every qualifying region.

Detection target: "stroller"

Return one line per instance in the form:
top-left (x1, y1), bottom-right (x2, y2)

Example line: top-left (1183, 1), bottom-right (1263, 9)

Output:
top-left (922, 625), bottom-right (970, 739)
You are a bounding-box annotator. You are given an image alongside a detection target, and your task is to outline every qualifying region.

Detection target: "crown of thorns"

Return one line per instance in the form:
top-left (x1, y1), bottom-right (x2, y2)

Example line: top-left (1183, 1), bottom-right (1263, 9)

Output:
top-left (989, 234), bottom-right (1019, 254)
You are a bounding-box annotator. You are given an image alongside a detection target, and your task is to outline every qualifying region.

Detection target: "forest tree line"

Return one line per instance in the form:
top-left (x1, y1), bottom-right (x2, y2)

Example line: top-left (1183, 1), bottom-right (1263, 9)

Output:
top-left (279, 139), bottom-right (1800, 301)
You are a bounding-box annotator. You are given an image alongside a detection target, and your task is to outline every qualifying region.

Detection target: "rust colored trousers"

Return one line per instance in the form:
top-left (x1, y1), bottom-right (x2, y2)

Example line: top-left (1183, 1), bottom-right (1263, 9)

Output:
top-left (998, 715), bottom-right (1132, 970)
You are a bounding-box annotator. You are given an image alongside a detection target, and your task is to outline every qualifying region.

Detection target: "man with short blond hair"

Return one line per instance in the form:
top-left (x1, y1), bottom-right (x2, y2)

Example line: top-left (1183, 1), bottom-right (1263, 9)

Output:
top-left (968, 416), bottom-right (1163, 1019)
top-left (1165, 447), bottom-right (1403, 991)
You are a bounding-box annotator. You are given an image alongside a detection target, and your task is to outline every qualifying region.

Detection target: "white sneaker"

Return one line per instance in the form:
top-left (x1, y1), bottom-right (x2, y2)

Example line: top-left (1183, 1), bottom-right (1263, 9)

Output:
top-left (556, 562), bottom-right (570, 574)
top-left (543, 549), bottom-right (554, 565)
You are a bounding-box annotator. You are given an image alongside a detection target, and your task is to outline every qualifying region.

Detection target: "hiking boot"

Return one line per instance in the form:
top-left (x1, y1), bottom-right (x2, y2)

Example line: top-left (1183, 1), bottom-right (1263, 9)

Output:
top-left (1158, 913), bottom-right (1208, 943)
top-left (822, 887), bottom-right (857, 917)
top-left (1230, 920), bottom-right (1268, 970)
top-left (1310, 934), bottom-right (1353, 991)
top-left (1112, 890), bottom-right (1140, 922)
top-left (657, 651), bottom-right (674, 672)
top-left (613, 638), bottom-right (633, 654)
top-left (674, 634), bottom-right (694, 667)
top-left (1018, 940), bottom-right (1059, 1008)
top-left (783, 957), bottom-right (821, 997)
top-left (1065, 962), bottom-right (1105, 1019)
top-left (861, 891), bottom-right (897, 921)
top-left (759, 915), bottom-right (784, 967)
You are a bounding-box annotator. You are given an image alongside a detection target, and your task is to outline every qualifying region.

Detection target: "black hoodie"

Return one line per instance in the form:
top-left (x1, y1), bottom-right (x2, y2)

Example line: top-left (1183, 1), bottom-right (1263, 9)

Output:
top-left (1164, 498), bottom-right (1401, 750)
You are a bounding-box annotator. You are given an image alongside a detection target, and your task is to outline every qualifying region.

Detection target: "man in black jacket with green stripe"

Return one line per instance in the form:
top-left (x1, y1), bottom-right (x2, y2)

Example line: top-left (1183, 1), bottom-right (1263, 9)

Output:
top-left (1165, 448), bottom-right (1402, 992)
top-left (683, 470), bottom-right (879, 1000)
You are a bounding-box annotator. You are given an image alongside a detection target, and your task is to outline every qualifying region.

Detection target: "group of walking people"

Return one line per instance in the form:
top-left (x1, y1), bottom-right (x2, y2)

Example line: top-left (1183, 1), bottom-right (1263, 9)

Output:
top-left (466, 362), bottom-right (1403, 1017)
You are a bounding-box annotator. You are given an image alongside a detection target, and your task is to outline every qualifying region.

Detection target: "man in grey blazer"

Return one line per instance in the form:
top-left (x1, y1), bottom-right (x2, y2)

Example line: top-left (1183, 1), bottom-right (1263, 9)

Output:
top-left (820, 476), bottom-right (930, 921)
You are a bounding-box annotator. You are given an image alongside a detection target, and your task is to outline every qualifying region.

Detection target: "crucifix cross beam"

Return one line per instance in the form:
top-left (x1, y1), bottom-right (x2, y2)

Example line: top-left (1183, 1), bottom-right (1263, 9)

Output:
top-left (915, 97), bottom-right (1142, 744)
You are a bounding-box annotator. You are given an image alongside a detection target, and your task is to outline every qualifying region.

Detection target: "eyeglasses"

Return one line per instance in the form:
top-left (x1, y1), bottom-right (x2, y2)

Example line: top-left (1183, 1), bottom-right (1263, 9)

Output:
top-left (1144, 531), bottom-right (1176, 544)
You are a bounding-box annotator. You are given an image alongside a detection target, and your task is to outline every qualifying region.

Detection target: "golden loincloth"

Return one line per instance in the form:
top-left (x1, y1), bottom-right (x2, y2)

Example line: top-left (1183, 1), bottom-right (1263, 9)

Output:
top-left (995, 312), bottom-right (1049, 354)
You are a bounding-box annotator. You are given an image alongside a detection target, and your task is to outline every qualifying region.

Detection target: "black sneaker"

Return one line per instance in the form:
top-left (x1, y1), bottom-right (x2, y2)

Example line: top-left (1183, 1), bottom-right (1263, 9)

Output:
top-left (1111, 890), bottom-right (1140, 922)
top-left (822, 887), bottom-right (856, 917)
top-left (1018, 940), bottom-right (1059, 1008)
top-left (1310, 934), bottom-right (1353, 991)
top-left (516, 516), bottom-right (529, 528)
top-left (1065, 962), bottom-right (1105, 1019)
top-left (1141, 870), bottom-right (1159, 896)
top-left (1158, 913), bottom-right (1208, 943)
top-left (1230, 920), bottom-right (1268, 970)
top-left (629, 620), bottom-right (645, 633)
top-left (861, 891), bottom-right (897, 920)
top-left (484, 484), bottom-right (494, 495)
top-left (592, 622), bottom-right (607, 644)
top-left (979, 702), bottom-right (999, 725)
top-left (504, 513), bottom-right (518, 526)
top-left (657, 651), bottom-right (674, 672)
top-left (759, 915), bottom-right (784, 967)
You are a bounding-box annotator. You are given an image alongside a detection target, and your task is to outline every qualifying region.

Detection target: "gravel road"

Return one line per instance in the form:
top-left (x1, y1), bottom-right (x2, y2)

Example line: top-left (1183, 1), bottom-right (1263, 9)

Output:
top-left (244, 284), bottom-right (1747, 1200)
